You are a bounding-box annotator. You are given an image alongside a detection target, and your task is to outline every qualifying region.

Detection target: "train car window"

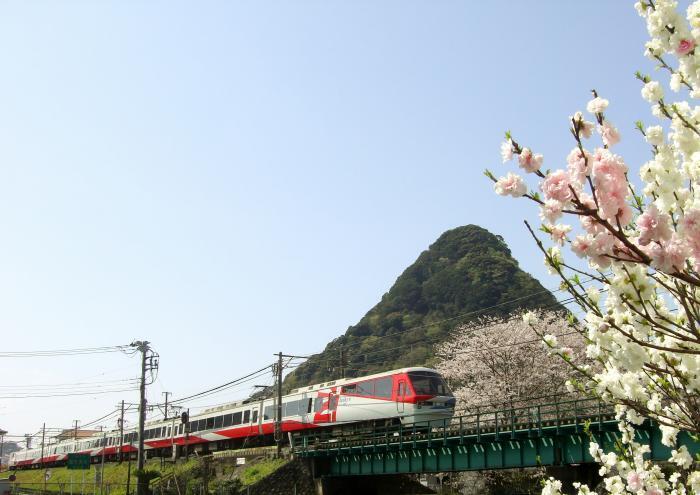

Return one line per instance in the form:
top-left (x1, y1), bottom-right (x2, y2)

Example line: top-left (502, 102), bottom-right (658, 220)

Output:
top-left (214, 416), bottom-right (223, 429)
top-left (160, 427), bottom-right (166, 438)
top-left (222, 414), bottom-right (233, 427)
top-left (232, 412), bottom-right (242, 425)
top-left (252, 410), bottom-right (258, 423)
top-left (329, 395), bottom-right (339, 411)
top-left (341, 383), bottom-right (357, 394)
top-left (407, 371), bottom-right (452, 396)
top-left (375, 377), bottom-right (393, 398)
top-left (313, 398), bottom-right (324, 413)
top-left (205, 417), bottom-right (214, 430)
top-left (243, 410), bottom-right (250, 423)
top-left (263, 406), bottom-right (273, 420)
top-left (306, 398), bottom-right (313, 414)
top-left (356, 381), bottom-right (374, 396)
top-left (283, 401), bottom-right (296, 417)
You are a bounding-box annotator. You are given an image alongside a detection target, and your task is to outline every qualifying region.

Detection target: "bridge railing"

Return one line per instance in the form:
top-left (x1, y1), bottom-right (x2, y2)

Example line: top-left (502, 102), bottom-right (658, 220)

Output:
top-left (293, 397), bottom-right (616, 454)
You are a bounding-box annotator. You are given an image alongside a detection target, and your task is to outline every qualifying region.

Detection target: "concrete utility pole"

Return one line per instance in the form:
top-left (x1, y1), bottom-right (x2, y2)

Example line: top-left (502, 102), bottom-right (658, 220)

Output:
top-left (162, 392), bottom-right (171, 420)
top-left (40, 423), bottom-right (46, 493)
top-left (99, 432), bottom-right (106, 495)
top-left (275, 352), bottom-right (283, 458)
top-left (72, 420), bottom-right (79, 441)
top-left (118, 401), bottom-right (125, 464)
top-left (183, 409), bottom-right (190, 461)
top-left (133, 340), bottom-right (150, 495)
top-left (0, 429), bottom-right (7, 470)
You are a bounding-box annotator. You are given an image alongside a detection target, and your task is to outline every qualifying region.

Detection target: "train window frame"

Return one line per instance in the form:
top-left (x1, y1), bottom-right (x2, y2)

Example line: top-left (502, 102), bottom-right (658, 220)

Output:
top-left (214, 415), bottom-right (223, 429)
top-left (306, 398), bottom-right (313, 414)
top-left (222, 414), bottom-right (233, 428)
top-left (252, 410), bottom-right (258, 423)
top-left (243, 410), bottom-right (250, 423)
top-left (341, 383), bottom-right (357, 394)
top-left (329, 395), bottom-right (339, 411)
top-left (356, 380), bottom-right (374, 396)
top-left (375, 377), bottom-right (393, 399)
top-left (313, 398), bottom-right (323, 413)
top-left (232, 412), bottom-right (242, 425)
top-left (206, 417), bottom-right (215, 430)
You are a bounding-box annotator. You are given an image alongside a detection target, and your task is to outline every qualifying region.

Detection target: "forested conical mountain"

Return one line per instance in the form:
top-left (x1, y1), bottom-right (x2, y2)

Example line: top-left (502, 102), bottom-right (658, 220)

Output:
top-left (284, 225), bottom-right (560, 390)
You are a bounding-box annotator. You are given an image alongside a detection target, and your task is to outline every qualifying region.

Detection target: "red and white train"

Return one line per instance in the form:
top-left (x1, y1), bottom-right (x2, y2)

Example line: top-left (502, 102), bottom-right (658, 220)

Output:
top-left (10, 367), bottom-right (455, 469)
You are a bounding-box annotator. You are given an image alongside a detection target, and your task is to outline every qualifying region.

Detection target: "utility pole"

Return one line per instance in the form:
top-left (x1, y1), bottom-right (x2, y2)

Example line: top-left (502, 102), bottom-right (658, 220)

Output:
top-left (275, 352), bottom-right (283, 458)
top-left (24, 434), bottom-right (31, 449)
top-left (132, 340), bottom-right (152, 495)
top-left (162, 392), bottom-right (171, 420)
top-left (183, 409), bottom-right (190, 461)
top-left (118, 401), bottom-right (125, 464)
top-left (0, 429), bottom-right (7, 470)
top-left (73, 420), bottom-right (79, 441)
top-left (40, 423), bottom-right (46, 493)
top-left (99, 432), bottom-right (106, 495)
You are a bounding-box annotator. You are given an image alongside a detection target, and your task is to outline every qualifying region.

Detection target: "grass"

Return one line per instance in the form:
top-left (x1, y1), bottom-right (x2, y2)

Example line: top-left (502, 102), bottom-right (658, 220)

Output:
top-left (2, 458), bottom-right (199, 495)
top-left (237, 458), bottom-right (287, 486)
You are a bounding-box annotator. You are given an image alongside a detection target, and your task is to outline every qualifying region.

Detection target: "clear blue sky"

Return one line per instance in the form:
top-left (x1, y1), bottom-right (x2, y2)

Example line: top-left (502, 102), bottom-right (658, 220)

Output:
top-left (0, 1), bottom-right (660, 438)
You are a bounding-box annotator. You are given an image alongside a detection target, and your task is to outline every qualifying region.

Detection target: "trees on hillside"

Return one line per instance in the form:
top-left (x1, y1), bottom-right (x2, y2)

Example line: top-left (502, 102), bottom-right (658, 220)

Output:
top-left (486, 2), bottom-right (700, 493)
top-left (435, 309), bottom-right (584, 413)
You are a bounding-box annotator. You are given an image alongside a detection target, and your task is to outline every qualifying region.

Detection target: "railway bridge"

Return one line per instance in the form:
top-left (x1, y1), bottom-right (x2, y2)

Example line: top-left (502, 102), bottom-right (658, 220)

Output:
top-left (293, 398), bottom-right (700, 482)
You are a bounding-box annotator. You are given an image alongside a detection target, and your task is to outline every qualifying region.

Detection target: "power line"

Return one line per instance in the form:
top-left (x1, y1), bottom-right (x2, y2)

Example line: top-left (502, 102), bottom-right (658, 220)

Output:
top-left (0, 387), bottom-right (138, 399)
top-left (166, 365), bottom-right (273, 406)
top-left (0, 344), bottom-right (136, 358)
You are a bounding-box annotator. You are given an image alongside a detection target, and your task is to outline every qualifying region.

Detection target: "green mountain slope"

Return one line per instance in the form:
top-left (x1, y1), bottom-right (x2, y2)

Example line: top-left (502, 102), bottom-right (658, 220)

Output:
top-left (284, 225), bottom-right (560, 390)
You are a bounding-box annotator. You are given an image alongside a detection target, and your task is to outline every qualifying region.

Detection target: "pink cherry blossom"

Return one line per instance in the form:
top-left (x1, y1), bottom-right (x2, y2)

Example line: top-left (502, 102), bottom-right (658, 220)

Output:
top-left (518, 147), bottom-right (543, 173)
top-left (567, 148), bottom-right (591, 185)
top-left (539, 199), bottom-right (563, 223)
top-left (680, 208), bottom-right (700, 250)
top-left (645, 489), bottom-right (664, 495)
top-left (541, 170), bottom-right (573, 203)
top-left (571, 234), bottom-right (593, 258)
top-left (549, 224), bottom-right (572, 245)
top-left (599, 121), bottom-right (621, 147)
top-left (494, 172), bottom-right (527, 197)
top-left (627, 472), bottom-right (643, 491)
top-left (500, 140), bottom-right (513, 163)
top-left (591, 150), bottom-right (628, 222)
top-left (645, 234), bottom-right (689, 273)
top-left (676, 38), bottom-right (695, 55)
top-left (636, 204), bottom-right (672, 246)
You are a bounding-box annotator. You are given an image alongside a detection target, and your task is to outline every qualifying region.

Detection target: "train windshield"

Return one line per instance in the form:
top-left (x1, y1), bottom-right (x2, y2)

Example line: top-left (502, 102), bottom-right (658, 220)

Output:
top-left (407, 371), bottom-right (452, 396)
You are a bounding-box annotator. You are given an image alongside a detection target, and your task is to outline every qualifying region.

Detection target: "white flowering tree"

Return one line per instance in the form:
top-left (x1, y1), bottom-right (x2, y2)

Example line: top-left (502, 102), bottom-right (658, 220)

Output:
top-left (435, 310), bottom-right (584, 413)
top-left (485, 1), bottom-right (700, 494)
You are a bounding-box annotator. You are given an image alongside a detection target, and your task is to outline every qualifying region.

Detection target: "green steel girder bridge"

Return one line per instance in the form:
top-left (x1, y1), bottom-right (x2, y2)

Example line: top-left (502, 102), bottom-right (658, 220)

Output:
top-left (292, 398), bottom-right (700, 477)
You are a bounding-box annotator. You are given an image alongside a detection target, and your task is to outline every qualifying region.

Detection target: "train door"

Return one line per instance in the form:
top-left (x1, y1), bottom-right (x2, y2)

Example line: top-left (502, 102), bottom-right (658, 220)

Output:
top-left (396, 380), bottom-right (407, 414)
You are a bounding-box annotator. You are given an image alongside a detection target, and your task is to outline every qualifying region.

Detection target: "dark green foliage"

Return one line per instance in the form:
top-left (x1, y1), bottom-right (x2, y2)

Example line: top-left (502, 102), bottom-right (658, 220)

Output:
top-left (284, 225), bottom-right (560, 390)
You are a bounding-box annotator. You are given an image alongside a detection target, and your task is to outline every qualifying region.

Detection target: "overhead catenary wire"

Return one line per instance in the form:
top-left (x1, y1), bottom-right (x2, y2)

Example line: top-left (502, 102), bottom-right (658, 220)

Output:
top-left (0, 344), bottom-right (137, 358)
top-left (0, 387), bottom-right (139, 400)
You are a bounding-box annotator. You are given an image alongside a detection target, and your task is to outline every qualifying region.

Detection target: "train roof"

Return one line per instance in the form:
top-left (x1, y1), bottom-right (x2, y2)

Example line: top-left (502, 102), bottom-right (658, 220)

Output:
top-left (288, 366), bottom-right (439, 395)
